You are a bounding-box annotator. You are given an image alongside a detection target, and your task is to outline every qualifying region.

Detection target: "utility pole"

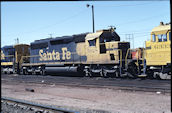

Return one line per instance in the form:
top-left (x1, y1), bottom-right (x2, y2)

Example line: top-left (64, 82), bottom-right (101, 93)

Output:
top-left (15, 38), bottom-right (19, 44)
top-left (87, 4), bottom-right (95, 33)
top-left (49, 34), bottom-right (53, 38)
top-left (17, 38), bottom-right (19, 44)
top-left (125, 34), bottom-right (134, 49)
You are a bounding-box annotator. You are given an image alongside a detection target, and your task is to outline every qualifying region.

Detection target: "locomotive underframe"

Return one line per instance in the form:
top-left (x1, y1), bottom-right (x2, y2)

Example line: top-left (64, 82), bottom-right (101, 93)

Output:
top-left (21, 62), bottom-right (125, 78)
top-left (146, 64), bottom-right (171, 79)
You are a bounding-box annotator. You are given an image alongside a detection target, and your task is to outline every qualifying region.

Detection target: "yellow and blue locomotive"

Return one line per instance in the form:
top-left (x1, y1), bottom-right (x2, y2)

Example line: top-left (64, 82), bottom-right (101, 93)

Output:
top-left (21, 28), bottom-right (130, 77)
top-left (1, 45), bottom-right (15, 74)
top-left (1, 44), bottom-right (30, 74)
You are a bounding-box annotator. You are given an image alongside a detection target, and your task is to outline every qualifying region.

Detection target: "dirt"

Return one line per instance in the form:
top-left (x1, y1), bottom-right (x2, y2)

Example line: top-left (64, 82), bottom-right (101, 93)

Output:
top-left (1, 81), bottom-right (171, 113)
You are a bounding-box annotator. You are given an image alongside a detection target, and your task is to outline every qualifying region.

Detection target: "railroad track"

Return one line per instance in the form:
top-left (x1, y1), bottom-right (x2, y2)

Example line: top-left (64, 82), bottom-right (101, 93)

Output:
top-left (1, 97), bottom-right (79, 113)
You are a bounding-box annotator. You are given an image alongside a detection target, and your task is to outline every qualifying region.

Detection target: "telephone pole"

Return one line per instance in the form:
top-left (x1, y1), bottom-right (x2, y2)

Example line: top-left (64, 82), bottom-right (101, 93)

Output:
top-left (125, 34), bottom-right (134, 49)
top-left (49, 34), bottom-right (53, 38)
top-left (15, 38), bottom-right (19, 44)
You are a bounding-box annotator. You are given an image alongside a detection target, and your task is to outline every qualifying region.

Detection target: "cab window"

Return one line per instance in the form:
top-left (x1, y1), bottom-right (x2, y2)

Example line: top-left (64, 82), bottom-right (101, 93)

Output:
top-left (88, 39), bottom-right (96, 46)
top-left (162, 34), bottom-right (167, 42)
top-left (169, 32), bottom-right (171, 41)
top-left (158, 35), bottom-right (162, 42)
top-left (152, 34), bottom-right (156, 42)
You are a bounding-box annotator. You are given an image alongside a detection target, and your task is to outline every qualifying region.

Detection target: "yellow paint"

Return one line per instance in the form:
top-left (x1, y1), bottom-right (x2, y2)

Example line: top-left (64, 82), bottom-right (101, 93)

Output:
top-left (14, 44), bottom-right (30, 63)
top-left (62, 47), bottom-right (71, 60)
top-left (1, 50), bottom-right (5, 60)
top-left (76, 42), bottom-right (86, 56)
top-left (85, 30), bottom-right (128, 64)
top-left (1, 62), bottom-right (13, 66)
top-left (145, 23), bottom-right (171, 66)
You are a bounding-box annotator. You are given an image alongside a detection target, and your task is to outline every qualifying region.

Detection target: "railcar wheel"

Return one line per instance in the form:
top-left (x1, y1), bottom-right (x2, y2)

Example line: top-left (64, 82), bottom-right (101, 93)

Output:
top-left (127, 62), bottom-right (138, 79)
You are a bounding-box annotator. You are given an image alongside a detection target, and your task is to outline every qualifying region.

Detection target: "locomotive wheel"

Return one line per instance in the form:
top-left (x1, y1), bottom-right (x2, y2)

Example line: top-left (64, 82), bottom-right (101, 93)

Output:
top-left (146, 69), bottom-right (154, 79)
top-left (103, 71), bottom-right (108, 78)
top-left (100, 69), bottom-right (104, 77)
top-left (84, 69), bottom-right (89, 77)
top-left (127, 62), bottom-right (138, 78)
top-left (158, 73), bottom-right (171, 80)
top-left (115, 71), bottom-right (120, 78)
top-left (41, 69), bottom-right (45, 76)
top-left (89, 71), bottom-right (93, 77)
top-left (23, 70), bottom-right (26, 75)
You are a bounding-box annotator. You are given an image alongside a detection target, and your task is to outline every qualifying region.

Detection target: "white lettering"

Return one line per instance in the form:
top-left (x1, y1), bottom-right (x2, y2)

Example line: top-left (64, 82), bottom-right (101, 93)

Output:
top-left (39, 48), bottom-right (71, 61)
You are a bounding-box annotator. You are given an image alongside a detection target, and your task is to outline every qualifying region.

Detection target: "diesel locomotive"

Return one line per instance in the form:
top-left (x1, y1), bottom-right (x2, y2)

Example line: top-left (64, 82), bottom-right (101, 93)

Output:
top-left (22, 28), bottom-right (130, 77)
top-left (1, 22), bottom-right (171, 79)
top-left (1, 44), bottom-right (30, 74)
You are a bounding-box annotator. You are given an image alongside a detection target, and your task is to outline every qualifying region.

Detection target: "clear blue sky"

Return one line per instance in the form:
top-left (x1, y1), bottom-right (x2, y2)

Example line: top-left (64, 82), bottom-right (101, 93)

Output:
top-left (1, 1), bottom-right (170, 48)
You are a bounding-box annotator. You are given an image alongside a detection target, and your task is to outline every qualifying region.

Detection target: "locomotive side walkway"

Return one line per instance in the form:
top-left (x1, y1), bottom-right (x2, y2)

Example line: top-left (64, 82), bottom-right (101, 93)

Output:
top-left (1, 74), bottom-right (171, 113)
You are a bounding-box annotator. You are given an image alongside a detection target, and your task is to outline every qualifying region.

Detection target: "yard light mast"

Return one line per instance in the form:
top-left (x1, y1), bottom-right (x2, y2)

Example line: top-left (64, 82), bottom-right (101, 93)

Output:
top-left (87, 4), bottom-right (95, 33)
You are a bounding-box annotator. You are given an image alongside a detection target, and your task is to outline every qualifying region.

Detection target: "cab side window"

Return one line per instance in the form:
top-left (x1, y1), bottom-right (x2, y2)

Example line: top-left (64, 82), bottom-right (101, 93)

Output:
top-left (162, 34), bottom-right (167, 42)
top-left (88, 39), bottom-right (96, 46)
top-left (158, 35), bottom-right (162, 42)
top-left (152, 34), bottom-right (156, 42)
top-left (169, 32), bottom-right (171, 41)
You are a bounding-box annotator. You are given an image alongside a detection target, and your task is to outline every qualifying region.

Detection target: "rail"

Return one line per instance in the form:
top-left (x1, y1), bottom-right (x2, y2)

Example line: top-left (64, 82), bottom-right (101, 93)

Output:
top-left (1, 96), bottom-right (79, 113)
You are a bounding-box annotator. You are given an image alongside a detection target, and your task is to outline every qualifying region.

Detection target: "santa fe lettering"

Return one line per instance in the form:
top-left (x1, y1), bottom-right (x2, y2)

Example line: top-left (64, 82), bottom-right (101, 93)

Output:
top-left (39, 47), bottom-right (71, 61)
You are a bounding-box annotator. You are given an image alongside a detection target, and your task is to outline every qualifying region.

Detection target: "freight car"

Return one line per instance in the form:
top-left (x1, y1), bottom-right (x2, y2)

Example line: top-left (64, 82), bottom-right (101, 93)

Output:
top-left (20, 28), bottom-right (131, 77)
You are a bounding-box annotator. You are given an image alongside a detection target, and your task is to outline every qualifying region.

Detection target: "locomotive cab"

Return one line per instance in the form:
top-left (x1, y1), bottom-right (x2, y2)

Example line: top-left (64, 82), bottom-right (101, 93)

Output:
top-left (85, 28), bottom-right (130, 65)
top-left (145, 22), bottom-right (171, 79)
top-left (84, 28), bottom-right (130, 77)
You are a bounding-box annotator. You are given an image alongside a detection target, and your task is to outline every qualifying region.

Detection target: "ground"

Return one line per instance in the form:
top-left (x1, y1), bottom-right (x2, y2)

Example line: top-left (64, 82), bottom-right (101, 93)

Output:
top-left (1, 76), bottom-right (171, 113)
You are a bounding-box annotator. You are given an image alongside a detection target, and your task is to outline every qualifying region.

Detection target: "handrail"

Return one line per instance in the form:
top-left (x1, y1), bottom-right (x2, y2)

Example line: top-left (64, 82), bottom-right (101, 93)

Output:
top-left (125, 48), bottom-right (143, 68)
top-left (4, 55), bottom-right (14, 57)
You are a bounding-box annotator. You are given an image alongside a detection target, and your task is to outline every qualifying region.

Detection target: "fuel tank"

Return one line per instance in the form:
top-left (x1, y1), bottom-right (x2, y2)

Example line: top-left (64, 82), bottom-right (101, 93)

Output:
top-left (45, 66), bottom-right (83, 76)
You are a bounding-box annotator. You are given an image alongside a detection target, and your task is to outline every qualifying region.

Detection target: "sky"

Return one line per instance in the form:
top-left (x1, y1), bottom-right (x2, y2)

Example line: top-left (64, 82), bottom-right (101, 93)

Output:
top-left (1, 1), bottom-right (170, 48)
